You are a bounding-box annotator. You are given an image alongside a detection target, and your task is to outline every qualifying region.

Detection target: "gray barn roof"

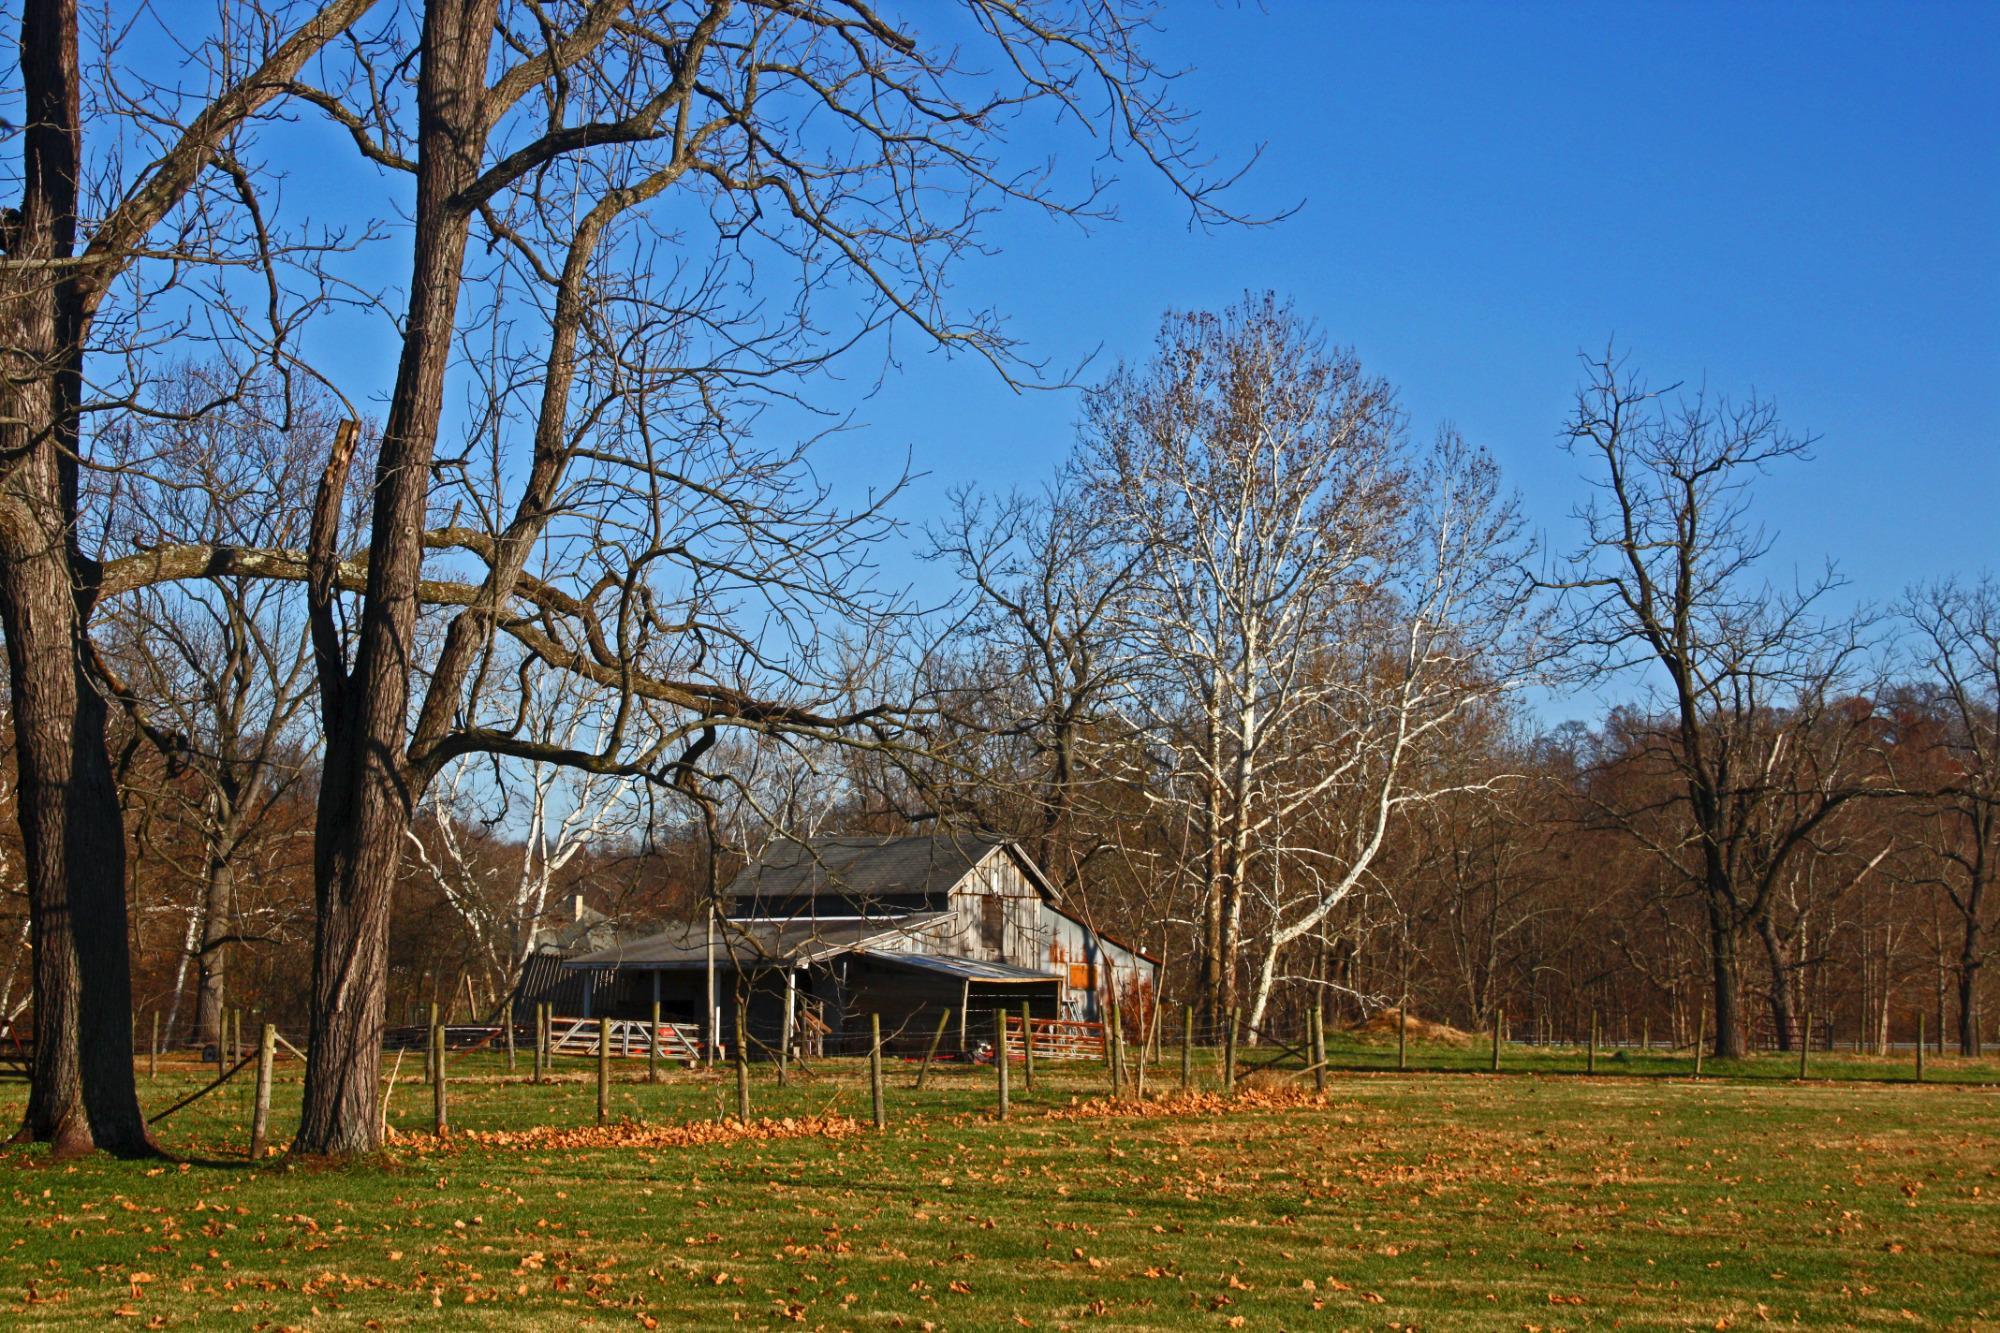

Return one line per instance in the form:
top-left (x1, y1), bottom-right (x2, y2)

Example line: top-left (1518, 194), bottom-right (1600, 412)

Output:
top-left (854, 950), bottom-right (1058, 983)
top-left (723, 832), bottom-right (1012, 903)
top-left (566, 912), bottom-right (953, 971)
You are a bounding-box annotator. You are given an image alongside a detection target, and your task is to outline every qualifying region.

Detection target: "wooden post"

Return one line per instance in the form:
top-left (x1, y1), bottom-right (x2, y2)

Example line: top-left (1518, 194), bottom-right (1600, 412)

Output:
top-left (1223, 1007), bottom-right (1238, 1093)
top-left (1312, 1004), bottom-right (1327, 1094)
top-left (777, 987), bottom-right (792, 1088)
top-left (870, 1013), bottom-right (886, 1130)
top-left (1916, 1014), bottom-right (1926, 1082)
top-left (1694, 1006), bottom-right (1706, 1078)
top-left (533, 1003), bottom-right (546, 1083)
top-left (597, 1016), bottom-right (611, 1126)
top-left (1179, 1005), bottom-right (1193, 1092)
top-left (431, 1022), bottom-right (448, 1137)
top-left (734, 1006), bottom-right (750, 1124)
top-left (249, 1022), bottom-right (276, 1161)
top-left (1109, 1001), bottom-right (1125, 1098)
top-left (1134, 1006), bottom-right (1149, 1100)
top-left (1397, 1004), bottom-right (1408, 1071)
top-left (916, 1008), bottom-right (951, 1089)
top-left (1587, 1009), bottom-right (1599, 1075)
top-left (1020, 1003), bottom-right (1036, 1091)
top-left (1491, 1007), bottom-right (1503, 1073)
top-left (426, 1001), bottom-right (439, 1083)
top-left (1642, 1018), bottom-right (1649, 1052)
top-left (994, 1009), bottom-right (1010, 1121)
top-left (149, 1012), bottom-right (159, 1080)
top-left (504, 1006), bottom-right (517, 1073)
top-left (1104, 1001), bottom-right (1120, 1096)
top-left (649, 999), bottom-right (662, 1085)
top-left (1798, 1011), bottom-right (1811, 1081)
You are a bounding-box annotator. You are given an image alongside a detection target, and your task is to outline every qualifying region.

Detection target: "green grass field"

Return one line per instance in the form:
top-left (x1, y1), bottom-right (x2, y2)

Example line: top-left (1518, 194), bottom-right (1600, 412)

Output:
top-left (2, 1037), bottom-right (1995, 1329)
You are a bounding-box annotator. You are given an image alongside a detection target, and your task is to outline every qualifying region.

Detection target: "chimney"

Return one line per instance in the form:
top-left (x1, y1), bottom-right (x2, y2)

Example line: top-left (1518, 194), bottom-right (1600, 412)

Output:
top-left (572, 893), bottom-right (588, 922)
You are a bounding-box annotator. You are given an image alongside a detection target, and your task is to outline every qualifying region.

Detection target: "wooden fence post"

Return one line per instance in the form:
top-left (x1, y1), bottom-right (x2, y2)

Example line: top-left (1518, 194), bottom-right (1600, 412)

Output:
top-left (649, 1000), bottom-right (662, 1085)
top-left (149, 1012), bottom-right (159, 1081)
top-left (504, 1007), bottom-right (517, 1073)
top-left (1223, 1007), bottom-right (1238, 1093)
top-left (1491, 1008), bottom-right (1503, 1073)
top-left (1312, 1004), bottom-right (1327, 1094)
top-left (1020, 1004), bottom-right (1036, 1091)
top-left (1694, 1007), bottom-right (1706, 1078)
top-left (1916, 1014), bottom-right (1926, 1082)
top-left (1397, 1004), bottom-right (1408, 1072)
top-left (734, 1007), bottom-right (751, 1123)
top-left (432, 1022), bottom-right (448, 1137)
top-left (994, 1009), bottom-right (1010, 1121)
top-left (1180, 1005), bottom-right (1193, 1092)
top-left (249, 1022), bottom-right (277, 1161)
top-left (533, 1003), bottom-right (546, 1083)
top-left (916, 1008), bottom-right (951, 1089)
top-left (1104, 1001), bottom-right (1121, 1096)
top-left (597, 1016), bottom-right (612, 1126)
top-left (1587, 1009), bottom-right (1599, 1075)
top-left (1798, 1011), bottom-right (1811, 1081)
top-left (1134, 1006), bottom-right (1149, 1100)
top-left (870, 1013), bottom-right (886, 1130)
top-left (1110, 1001), bottom-right (1127, 1098)
top-left (426, 1001), bottom-right (439, 1083)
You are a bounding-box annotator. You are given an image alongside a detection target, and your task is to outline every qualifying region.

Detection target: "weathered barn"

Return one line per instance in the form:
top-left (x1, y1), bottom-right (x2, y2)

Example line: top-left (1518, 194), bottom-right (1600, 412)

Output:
top-left (547, 833), bottom-right (1155, 1057)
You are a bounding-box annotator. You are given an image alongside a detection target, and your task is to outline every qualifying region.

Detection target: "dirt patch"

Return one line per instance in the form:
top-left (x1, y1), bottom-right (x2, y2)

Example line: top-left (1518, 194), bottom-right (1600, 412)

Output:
top-left (1342, 1007), bottom-right (1474, 1047)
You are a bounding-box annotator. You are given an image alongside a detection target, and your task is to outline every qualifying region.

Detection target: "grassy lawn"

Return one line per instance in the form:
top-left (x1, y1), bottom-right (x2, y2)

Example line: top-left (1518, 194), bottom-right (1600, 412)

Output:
top-left (1, 1040), bottom-right (1995, 1329)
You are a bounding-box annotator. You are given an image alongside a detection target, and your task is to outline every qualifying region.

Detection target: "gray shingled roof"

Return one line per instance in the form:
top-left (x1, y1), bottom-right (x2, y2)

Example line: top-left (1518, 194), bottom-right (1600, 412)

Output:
top-left (566, 912), bottom-right (953, 970)
top-left (723, 832), bottom-right (1012, 904)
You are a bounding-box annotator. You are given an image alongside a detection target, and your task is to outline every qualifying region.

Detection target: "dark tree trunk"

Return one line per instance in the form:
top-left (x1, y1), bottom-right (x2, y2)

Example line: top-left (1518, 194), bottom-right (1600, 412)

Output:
top-left (0, 0), bottom-right (151, 1157)
top-left (1960, 914), bottom-right (1984, 1058)
top-left (1755, 913), bottom-right (1799, 1053)
top-left (190, 848), bottom-right (235, 1048)
top-left (1708, 904), bottom-right (1746, 1059)
top-left (292, 0), bottom-right (496, 1157)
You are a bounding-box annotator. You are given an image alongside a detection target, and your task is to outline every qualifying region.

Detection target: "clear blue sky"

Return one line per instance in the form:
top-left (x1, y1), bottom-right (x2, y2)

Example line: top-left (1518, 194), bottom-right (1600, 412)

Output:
top-left (258, 2), bottom-right (1994, 655)
top-left (794, 1), bottom-right (1997, 623)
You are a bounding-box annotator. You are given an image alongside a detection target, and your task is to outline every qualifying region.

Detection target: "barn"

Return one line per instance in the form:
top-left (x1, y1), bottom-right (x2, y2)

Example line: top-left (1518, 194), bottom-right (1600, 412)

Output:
top-left (544, 833), bottom-right (1156, 1057)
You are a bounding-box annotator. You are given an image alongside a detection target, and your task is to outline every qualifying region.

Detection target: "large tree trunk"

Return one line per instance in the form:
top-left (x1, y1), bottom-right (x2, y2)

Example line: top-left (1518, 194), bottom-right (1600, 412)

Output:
top-left (292, 0), bottom-right (494, 1157)
top-left (1708, 905), bottom-right (1746, 1059)
top-left (1960, 913), bottom-right (1984, 1058)
top-left (190, 849), bottom-right (235, 1048)
top-left (1755, 913), bottom-right (1799, 1053)
top-left (0, 0), bottom-right (151, 1157)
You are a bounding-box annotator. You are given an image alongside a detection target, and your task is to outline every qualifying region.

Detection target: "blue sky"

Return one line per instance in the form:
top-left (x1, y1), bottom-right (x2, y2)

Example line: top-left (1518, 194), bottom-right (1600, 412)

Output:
top-left (785, 1), bottom-right (1997, 624)
top-left (197, 1), bottom-right (1993, 700)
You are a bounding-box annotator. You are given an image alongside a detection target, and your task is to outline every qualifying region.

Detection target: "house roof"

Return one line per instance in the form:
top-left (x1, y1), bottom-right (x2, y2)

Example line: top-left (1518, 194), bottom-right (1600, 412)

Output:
top-left (566, 912), bottom-right (954, 971)
top-left (723, 832), bottom-right (1009, 904)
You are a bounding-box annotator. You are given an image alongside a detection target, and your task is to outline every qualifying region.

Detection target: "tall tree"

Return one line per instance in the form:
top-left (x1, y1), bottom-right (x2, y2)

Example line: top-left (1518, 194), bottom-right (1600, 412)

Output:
top-left (1553, 351), bottom-right (1888, 1056)
top-left (0, 0), bottom-right (372, 1155)
top-left (1901, 578), bottom-right (2000, 1054)
top-left (92, 0), bottom-right (1245, 1155)
top-left (1079, 295), bottom-right (1406, 1022)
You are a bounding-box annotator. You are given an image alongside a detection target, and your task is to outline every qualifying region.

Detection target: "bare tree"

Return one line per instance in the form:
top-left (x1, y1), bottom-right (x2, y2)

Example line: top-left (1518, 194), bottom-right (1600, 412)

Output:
top-left (84, 1), bottom-right (1246, 1154)
top-left (407, 675), bottom-right (642, 1005)
top-left (1078, 294), bottom-right (1405, 1022)
top-left (0, 0), bottom-right (372, 1156)
top-left (925, 477), bottom-right (1143, 887)
top-left (94, 366), bottom-right (334, 1049)
top-left (1900, 578), bottom-right (2000, 1054)
top-left (1552, 350), bottom-right (1891, 1056)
